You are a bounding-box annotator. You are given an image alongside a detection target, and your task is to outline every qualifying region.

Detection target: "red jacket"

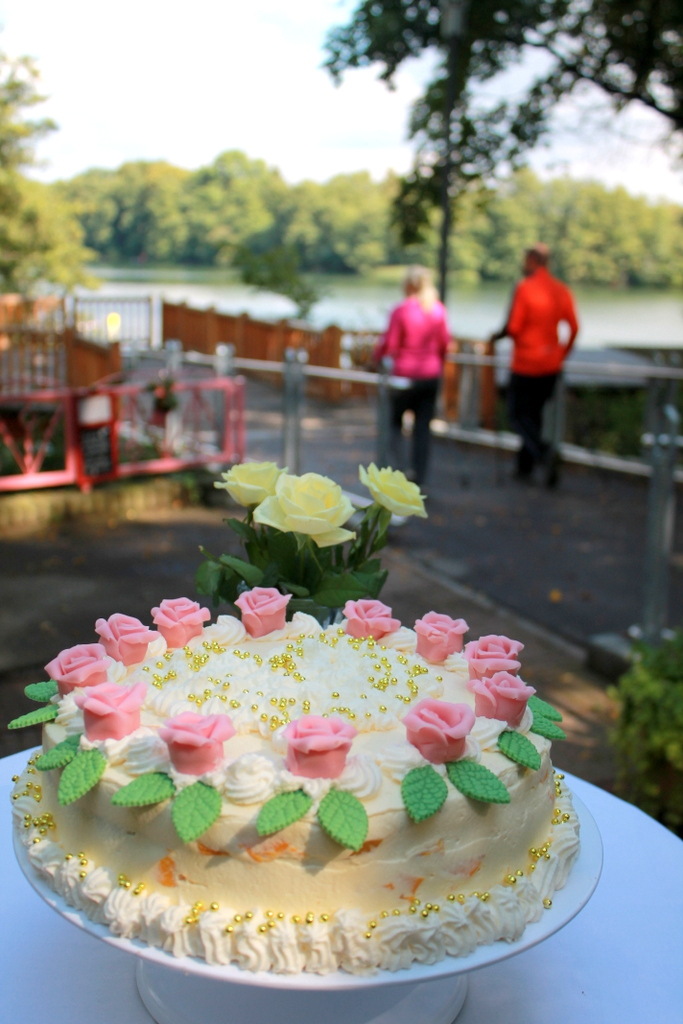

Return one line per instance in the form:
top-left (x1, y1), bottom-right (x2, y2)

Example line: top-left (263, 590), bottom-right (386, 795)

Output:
top-left (376, 297), bottom-right (450, 379)
top-left (507, 267), bottom-right (579, 376)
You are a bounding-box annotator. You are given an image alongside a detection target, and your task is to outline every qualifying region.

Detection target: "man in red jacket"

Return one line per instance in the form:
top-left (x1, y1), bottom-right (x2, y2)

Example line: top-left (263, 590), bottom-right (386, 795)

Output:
top-left (490, 244), bottom-right (578, 486)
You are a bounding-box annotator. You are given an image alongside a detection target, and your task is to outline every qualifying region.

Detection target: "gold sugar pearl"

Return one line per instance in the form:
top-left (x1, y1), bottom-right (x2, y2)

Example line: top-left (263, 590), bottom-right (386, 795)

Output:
top-left (365, 932), bottom-right (372, 939)
top-left (543, 898), bottom-right (553, 909)
top-left (258, 924), bottom-right (267, 933)
top-left (320, 913), bottom-right (329, 922)
top-left (421, 909), bottom-right (429, 918)
top-left (392, 909), bottom-right (401, 916)
top-left (245, 911), bottom-right (253, 920)
top-left (277, 912), bottom-right (285, 920)
top-left (368, 920), bottom-right (377, 929)
top-left (447, 894), bottom-right (455, 901)
top-left (210, 903), bottom-right (219, 911)
top-left (305, 912), bottom-right (314, 924)
top-left (225, 925), bottom-right (234, 934)
top-left (292, 915), bottom-right (301, 924)
top-left (234, 914), bottom-right (242, 923)
top-left (79, 871), bottom-right (87, 879)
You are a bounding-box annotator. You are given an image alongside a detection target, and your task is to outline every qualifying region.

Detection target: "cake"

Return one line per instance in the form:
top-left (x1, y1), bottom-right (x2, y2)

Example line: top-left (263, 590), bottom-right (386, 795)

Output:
top-left (10, 595), bottom-right (579, 975)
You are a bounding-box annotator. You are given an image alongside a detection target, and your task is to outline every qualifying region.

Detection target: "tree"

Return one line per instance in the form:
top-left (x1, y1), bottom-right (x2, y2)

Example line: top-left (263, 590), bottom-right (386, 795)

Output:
top-left (235, 245), bottom-right (321, 320)
top-left (0, 52), bottom-right (92, 291)
top-left (324, 1), bottom-right (683, 246)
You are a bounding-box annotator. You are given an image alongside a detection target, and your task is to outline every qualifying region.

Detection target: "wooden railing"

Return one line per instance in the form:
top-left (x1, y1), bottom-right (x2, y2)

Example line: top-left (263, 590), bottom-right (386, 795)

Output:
top-left (0, 326), bottom-right (121, 393)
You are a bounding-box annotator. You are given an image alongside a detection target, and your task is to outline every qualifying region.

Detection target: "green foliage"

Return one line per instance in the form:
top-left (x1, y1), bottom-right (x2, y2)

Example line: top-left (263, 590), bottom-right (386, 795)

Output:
top-left (35, 734), bottom-right (82, 771)
top-left (401, 765), bottom-right (449, 822)
top-left (317, 788), bottom-right (369, 850)
top-left (446, 760), bottom-right (511, 804)
top-left (235, 244), bottom-right (321, 320)
top-left (8, 704), bottom-right (58, 729)
top-left (527, 695), bottom-right (562, 722)
top-left (171, 781), bottom-right (222, 843)
top-left (325, 2), bottom-right (683, 243)
top-left (24, 680), bottom-right (58, 702)
top-left (497, 730), bottom-right (541, 771)
top-left (58, 749), bottom-right (107, 805)
top-left (196, 503), bottom-right (390, 621)
top-left (610, 632), bottom-right (683, 833)
top-left (111, 773), bottom-right (176, 807)
top-left (256, 790), bottom-right (313, 836)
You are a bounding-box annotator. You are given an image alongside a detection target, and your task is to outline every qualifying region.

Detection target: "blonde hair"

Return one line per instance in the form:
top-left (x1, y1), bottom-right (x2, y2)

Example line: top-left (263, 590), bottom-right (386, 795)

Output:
top-left (404, 265), bottom-right (439, 312)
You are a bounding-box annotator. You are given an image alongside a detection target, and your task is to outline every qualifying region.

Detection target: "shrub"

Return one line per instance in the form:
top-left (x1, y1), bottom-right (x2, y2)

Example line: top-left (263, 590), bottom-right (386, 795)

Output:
top-left (609, 633), bottom-right (683, 834)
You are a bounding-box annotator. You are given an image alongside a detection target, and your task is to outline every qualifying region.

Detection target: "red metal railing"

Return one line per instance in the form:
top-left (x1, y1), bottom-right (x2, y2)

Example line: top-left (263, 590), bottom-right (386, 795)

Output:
top-left (0, 377), bottom-right (245, 493)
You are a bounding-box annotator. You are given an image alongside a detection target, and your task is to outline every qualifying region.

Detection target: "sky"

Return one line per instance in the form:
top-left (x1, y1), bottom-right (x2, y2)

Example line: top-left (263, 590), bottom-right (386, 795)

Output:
top-left (2, 0), bottom-right (682, 202)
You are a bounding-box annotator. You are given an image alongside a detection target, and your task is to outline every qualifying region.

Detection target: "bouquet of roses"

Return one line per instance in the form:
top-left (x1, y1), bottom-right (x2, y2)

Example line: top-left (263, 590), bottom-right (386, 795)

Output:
top-left (195, 462), bottom-right (427, 623)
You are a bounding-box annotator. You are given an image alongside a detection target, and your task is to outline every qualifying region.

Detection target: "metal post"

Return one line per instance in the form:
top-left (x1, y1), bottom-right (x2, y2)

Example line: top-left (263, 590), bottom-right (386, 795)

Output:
top-left (214, 343), bottom-right (235, 377)
top-left (283, 347), bottom-right (307, 474)
top-left (164, 339), bottom-right (183, 375)
top-left (642, 381), bottom-right (679, 645)
top-left (542, 371), bottom-right (566, 453)
top-left (376, 356), bottom-right (393, 468)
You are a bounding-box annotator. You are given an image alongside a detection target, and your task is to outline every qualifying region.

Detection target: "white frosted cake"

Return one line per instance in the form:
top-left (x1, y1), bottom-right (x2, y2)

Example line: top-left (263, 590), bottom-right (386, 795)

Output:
top-left (10, 595), bottom-right (579, 975)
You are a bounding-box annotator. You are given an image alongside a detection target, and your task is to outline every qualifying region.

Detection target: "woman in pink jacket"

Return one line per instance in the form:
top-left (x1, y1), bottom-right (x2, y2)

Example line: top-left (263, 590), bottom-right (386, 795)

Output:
top-left (375, 266), bottom-right (450, 485)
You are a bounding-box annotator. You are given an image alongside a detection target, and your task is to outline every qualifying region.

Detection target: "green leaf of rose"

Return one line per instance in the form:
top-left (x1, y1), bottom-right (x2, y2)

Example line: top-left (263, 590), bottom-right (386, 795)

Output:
top-left (256, 790), bottom-right (313, 836)
top-left (498, 730), bottom-right (542, 771)
top-left (24, 680), bottom-right (59, 703)
top-left (312, 572), bottom-right (370, 607)
top-left (171, 781), bottom-right (222, 843)
top-left (317, 789), bottom-right (368, 851)
top-left (401, 765), bottom-right (449, 822)
top-left (528, 695), bottom-right (563, 722)
top-left (111, 772), bottom-right (176, 807)
top-left (35, 734), bottom-right (82, 771)
top-left (446, 760), bottom-right (511, 803)
top-left (195, 558), bottom-right (223, 600)
top-left (218, 554), bottom-right (264, 587)
top-left (530, 715), bottom-right (567, 741)
top-left (58, 749), bottom-right (107, 805)
top-left (8, 705), bottom-right (59, 730)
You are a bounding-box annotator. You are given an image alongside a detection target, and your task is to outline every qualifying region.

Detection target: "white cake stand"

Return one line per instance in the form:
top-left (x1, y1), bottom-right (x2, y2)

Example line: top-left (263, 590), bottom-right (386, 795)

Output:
top-left (14, 793), bottom-right (602, 1024)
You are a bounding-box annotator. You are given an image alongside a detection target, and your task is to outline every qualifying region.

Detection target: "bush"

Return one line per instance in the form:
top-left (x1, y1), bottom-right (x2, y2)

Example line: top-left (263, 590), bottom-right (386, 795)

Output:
top-left (609, 633), bottom-right (683, 833)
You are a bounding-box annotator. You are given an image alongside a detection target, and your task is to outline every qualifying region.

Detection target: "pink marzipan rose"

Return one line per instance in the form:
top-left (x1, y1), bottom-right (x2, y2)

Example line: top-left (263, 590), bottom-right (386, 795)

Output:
top-left (284, 715), bottom-right (357, 779)
top-left (343, 599), bottom-right (400, 640)
top-left (151, 598), bottom-right (211, 649)
top-left (402, 698), bottom-right (475, 764)
top-left (45, 643), bottom-right (110, 697)
top-left (234, 587), bottom-right (291, 638)
top-left (464, 634), bottom-right (524, 681)
top-left (415, 612), bottom-right (469, 663)
top-left (95, 613), bottom-right (159, 666)
top-left (74, 681), bottom-right (147, 741)
top-left (469, 671), bottom-right (536, 728)
top-left (159, 713), bottom-right (235, 775)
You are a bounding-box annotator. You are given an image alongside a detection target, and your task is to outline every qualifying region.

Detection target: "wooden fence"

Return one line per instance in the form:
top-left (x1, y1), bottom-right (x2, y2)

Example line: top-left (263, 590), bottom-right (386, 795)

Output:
top-left (162, 301), bottom-right (496, 425)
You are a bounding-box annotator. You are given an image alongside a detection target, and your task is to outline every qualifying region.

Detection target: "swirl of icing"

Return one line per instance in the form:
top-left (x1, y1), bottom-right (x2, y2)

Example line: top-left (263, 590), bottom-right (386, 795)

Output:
top-left (296, 918), bottom-right (337, 974)
top-left (221, 753), bottom-right (279, 804)
top-left (55, 693), bottom-right (84, 736)
top-left (337, 754), bottom-right (382, 799)
top-left (105, 658), bottom-right (128, 684)
top-left (204, 616), bottom-right (247, 647)
top-left (380, 626), bottom-right (417, 653)
top-left (104, 888), bottom-right (143, 939)
top-left (27, 839), bottom-right (62, 882)
top-left (232, 921), bottom-right (273, 972)
top-left (121, 729), bottom-right (171, 775)
top-left (160, 905), bottom-right (204, 957)
top-left (146, 633), bottom-right (168, 659)
top-left (443, 651), bottom-right (470, 681)
top-left (138, 892), bottom-right (172, 946)
top-left (470, 715), bottom-right (507, 750)
top-left (79, 867), bottom-right (117, 923)
top-left (375, 742), bottom-right (427, 783)
top-left (266, 919), bottom-right (307, 973)
top-left (277, 770), bottom-right (332, 803)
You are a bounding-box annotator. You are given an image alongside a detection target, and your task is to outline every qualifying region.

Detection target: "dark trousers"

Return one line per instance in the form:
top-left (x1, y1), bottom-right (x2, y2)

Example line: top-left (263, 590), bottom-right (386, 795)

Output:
top-left (507, 372), bottom-right (558, 476)
top-left (390, 377), bottom-right (440, 485)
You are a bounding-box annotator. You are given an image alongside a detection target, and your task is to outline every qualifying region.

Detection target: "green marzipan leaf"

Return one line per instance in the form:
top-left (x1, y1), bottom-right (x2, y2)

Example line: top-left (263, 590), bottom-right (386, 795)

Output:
top-left (401, 765), bottom-right (449, 823)
top-left (8, 705), bottom-right (59, 730)
top-left (24, 680), bottom-right (59, 703)
top-left (256, 789), bottom-right (313, 836)
top-left (446, 760), bottom-right (511, 804)
top-left (530, 715), bottom-right (567, 741)
top-left (111, 773), bottom-right (176, 807)
top-left (35, 734), bottom-right (82, 771)
top-left (498, 730), bottom-right (542, 771)
top-left (172, 781), bottom-right (222, 843)
top-left (528, 695), bottom-right (563, 722)
top-left (58, 749), bottom-right (107, 806)
top-left (317, 789), bottom-right (368, 851)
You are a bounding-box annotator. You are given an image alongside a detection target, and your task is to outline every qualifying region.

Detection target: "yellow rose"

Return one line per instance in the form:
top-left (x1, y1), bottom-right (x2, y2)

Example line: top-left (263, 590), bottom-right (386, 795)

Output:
top-left (359, 463), bottom-right (427, 518)
top-left (253, 472), bottom-right (356, 547)
top-left (214, 461), bottom-right (284, 507)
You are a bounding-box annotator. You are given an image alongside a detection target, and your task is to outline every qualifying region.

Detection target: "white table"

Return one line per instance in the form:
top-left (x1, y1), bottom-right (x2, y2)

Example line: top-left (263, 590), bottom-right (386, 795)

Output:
top-left (2, 748), bottom-right (682, 1023)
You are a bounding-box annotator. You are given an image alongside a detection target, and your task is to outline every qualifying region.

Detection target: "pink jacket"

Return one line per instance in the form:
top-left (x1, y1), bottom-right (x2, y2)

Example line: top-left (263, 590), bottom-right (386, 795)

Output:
top-left (376, 297), bottom-right (450, 380)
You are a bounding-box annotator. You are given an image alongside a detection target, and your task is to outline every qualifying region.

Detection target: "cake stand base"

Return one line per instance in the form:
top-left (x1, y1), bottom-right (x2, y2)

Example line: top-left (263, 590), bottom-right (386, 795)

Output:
top-left (135, 958), bottom-right (469, 1024)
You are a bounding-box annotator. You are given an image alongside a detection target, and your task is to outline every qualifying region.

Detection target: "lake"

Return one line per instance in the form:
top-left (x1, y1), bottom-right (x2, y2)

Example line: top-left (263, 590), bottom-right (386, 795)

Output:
top-left (80, 266), bottom-right (683, 351)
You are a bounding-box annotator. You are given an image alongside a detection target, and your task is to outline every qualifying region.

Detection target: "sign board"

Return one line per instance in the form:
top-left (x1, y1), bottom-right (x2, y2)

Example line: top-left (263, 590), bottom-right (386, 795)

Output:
top-left (80, 424), bottom-right (114, 479)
